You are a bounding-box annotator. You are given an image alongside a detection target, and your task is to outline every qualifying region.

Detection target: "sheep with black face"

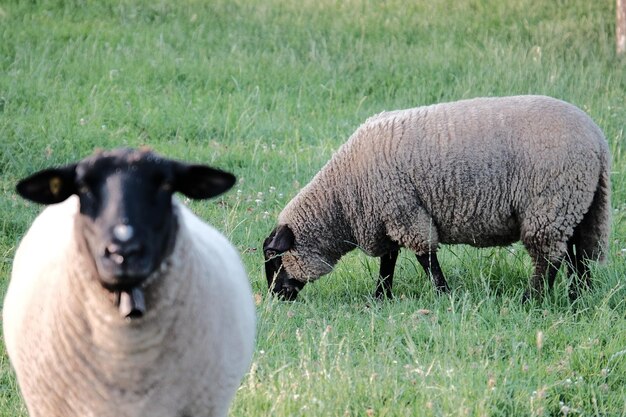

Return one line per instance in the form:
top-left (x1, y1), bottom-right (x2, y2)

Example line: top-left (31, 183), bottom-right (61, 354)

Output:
top-left (3, 148), bottom-right (256, 417)
top-left (264, 96), bottom-right (611, 301)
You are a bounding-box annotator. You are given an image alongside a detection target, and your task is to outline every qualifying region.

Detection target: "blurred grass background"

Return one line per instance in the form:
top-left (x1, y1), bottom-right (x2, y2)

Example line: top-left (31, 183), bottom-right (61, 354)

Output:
top-left (1, 1), bottom-right (625, 415)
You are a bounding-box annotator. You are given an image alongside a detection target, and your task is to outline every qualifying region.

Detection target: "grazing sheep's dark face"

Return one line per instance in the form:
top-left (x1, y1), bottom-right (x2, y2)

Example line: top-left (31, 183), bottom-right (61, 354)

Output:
top-left (16, 148), bottom-right (236, 293)
top-left (263, 224), bottom-right (305, 301)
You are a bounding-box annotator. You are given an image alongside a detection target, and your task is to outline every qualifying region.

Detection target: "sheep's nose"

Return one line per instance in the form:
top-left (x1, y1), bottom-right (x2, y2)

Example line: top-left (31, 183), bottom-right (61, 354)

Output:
top-left (104, 242), bottom-right (143, 265)
top-left (104, 224), bottom-right (143, 264)
top-left (113, 224), bottom-right (134, 242)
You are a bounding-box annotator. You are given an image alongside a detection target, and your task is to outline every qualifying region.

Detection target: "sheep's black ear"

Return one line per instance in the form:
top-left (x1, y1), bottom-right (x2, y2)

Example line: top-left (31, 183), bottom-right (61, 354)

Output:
top-left (173, 163), bottom-right (236, 200)
top-left (16, 165), bottom-right (77, 205)
top-left (264, 224), bottom-right (295, 254)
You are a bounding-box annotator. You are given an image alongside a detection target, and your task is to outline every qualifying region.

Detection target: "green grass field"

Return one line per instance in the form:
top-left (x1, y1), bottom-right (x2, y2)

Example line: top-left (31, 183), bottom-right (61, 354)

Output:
top-left (1, 0), bottom-right (625, 415)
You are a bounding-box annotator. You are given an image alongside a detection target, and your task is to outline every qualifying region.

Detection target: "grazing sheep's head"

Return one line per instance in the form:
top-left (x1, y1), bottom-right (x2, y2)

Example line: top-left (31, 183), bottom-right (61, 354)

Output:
top-left (263, 224), bottom-right (306, 301)
top-left (16, 148), bottom-right (235, 317)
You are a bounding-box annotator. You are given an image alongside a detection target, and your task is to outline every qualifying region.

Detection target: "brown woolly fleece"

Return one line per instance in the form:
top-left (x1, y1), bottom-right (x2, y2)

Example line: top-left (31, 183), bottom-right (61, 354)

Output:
top-left (277, 95), bottom-right (611, 290)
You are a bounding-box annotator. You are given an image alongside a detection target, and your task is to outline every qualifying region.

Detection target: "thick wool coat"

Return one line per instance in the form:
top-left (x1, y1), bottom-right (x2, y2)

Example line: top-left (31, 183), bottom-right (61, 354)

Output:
top-left (4, 197), bottom-right (255, 417)
top-left (278, 95), bottom-right (611, 283)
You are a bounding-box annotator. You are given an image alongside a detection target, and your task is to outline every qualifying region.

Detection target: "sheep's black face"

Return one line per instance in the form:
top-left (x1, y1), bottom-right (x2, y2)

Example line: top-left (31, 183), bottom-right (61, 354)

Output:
top-left (71, 151), bottom-right (181, 291)
top-left (16, 148), bottom-right (236, 295)
top-left (263, 224), bottom-right (305, 301)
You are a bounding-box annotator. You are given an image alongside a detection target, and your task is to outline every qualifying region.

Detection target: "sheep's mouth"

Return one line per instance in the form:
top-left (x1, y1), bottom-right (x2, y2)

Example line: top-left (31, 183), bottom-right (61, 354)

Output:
top-left (274, 282), bottom-right (304, 301)
top-left (265, 259), bottom-right (306, 301)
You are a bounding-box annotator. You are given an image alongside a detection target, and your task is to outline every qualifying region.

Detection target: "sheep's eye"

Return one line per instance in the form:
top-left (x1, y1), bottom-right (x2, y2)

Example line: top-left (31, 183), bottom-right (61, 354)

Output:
top-left (150, 172), bottom-right (170, 190)
top-left (77, 182), bottom-right (91, 195)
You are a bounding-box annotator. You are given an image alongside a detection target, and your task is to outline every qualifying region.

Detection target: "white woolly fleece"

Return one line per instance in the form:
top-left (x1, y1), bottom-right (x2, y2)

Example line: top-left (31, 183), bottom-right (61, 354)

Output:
top-left (3, 196), bottom-right (255, 417)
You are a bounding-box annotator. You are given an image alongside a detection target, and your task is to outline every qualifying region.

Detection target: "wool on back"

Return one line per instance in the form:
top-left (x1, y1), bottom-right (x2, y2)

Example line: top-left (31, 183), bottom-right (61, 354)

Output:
top-left (278, 95), bottom-right (609, 281)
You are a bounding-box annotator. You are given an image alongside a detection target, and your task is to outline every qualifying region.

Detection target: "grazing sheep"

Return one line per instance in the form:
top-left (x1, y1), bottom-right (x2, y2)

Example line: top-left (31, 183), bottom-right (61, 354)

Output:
top-left (264, 95), bottom-right (611, 301)
top-left (3, 148), bottom-right (256, 417)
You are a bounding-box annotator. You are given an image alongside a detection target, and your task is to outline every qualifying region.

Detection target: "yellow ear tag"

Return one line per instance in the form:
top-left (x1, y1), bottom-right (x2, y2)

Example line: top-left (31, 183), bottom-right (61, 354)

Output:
top-left (49, 177), bottom-right (62, 196)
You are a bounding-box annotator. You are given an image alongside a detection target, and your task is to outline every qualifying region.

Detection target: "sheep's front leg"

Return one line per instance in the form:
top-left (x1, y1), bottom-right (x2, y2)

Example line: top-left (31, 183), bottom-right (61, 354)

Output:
top-left (416, 252), bottom-right (450, 293)
top-left (374, 250), bottom-right (399, 299)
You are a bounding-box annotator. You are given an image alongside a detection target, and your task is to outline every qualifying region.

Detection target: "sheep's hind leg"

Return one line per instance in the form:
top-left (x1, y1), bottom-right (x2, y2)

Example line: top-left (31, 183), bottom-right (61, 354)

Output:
top-left (416, 252), bottom-right (450, 293)
top-left (523, 256), bottom-right (562, 301)
top-left (566, 168), bottom-right (611, 300)
top-left (565, 200), bottom-right (608, 300)
top-left (374, 250), bottom-right (399, 299)
top-left (566, 240), bottom-right (592, 301)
